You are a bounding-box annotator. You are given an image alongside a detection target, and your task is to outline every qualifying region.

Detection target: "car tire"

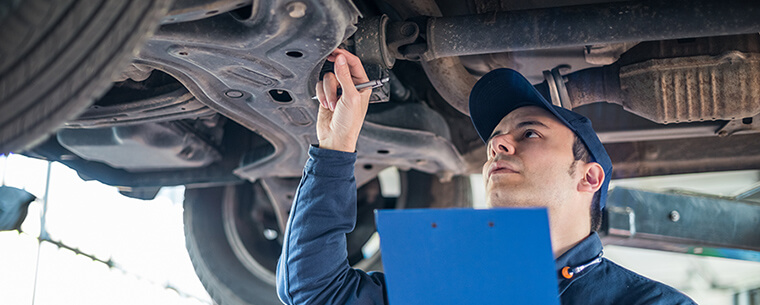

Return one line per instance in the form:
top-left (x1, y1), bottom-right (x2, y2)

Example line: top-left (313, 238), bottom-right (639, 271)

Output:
top-left (0, 0), bottom-right (172, 154)
top-left (183, 171), bottom-right (472, 305)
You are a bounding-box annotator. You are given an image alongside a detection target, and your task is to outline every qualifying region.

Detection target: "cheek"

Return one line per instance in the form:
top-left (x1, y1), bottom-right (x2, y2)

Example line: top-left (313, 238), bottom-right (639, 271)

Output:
top-left (544, 158), bottom-right (577, 186)
top-left (522, 150), bottom-right (567, 178)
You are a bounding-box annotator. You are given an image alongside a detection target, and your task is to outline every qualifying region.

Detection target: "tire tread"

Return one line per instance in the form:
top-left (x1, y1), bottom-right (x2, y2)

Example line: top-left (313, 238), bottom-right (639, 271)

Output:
top-left (0, 0), bottom-right (172, 154)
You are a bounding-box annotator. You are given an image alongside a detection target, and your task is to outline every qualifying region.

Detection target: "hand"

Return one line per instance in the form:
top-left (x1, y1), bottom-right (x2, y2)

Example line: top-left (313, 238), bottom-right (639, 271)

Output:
top-left (315, 49), bottom-right (372, 153)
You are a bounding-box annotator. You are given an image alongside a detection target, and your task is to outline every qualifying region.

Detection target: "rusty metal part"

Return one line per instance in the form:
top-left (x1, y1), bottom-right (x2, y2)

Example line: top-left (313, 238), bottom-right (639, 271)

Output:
top-left (543, 67), bottom-right (572, 109)
top-left (564, 65), bottom-right (623, 108)
top-left (619, 51), bottom-right (760, 124)
top-left (421, 57), bottom-right (477, 115)
top-left (354, 15), bottom-right (395, 69)
top-left (421, 0), bottom-right (760, 60)
top-left (561, 34), bottom-right (760, 124)
top-left (391, 0), bottom-right (477, 116)
top-left (137, 0), bottom-right (364, 182)
top-left (416, 14), bottom-right (758, 119)
top-left (386, 21), bottom-right (421, 60)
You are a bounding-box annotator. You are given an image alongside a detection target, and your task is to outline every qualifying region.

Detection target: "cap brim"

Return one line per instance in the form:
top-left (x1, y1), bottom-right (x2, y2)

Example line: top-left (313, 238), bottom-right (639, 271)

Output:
top-left (469, 69), bottom-right (574, 142)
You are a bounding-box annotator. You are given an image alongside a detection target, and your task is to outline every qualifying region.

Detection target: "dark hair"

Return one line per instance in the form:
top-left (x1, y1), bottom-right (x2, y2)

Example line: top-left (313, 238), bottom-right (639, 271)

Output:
top-left (571, 136), bottom-right (603, 232)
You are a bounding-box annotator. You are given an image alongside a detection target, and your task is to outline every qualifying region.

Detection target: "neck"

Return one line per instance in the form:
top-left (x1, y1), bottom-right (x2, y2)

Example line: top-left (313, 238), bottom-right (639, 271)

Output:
top-left (551, 229), bottom-right (588, 259)
top-left (549, 208), bottom-right (591, 258)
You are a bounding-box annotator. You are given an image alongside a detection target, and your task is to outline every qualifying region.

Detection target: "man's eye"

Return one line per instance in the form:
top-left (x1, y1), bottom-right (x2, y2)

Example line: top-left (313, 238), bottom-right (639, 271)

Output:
top-left (525, 130), bottom-right (540, 138)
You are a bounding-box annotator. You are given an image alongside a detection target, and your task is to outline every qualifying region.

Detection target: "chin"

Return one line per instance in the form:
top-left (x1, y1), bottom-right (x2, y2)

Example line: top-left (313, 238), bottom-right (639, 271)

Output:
top-left (486, 192), bottom-right (538, 209)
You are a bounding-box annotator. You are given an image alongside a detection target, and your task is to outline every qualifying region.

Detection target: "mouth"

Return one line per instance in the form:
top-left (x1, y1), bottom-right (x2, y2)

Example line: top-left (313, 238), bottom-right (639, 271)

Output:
top-left (487, 161), bottom-right (519, 179)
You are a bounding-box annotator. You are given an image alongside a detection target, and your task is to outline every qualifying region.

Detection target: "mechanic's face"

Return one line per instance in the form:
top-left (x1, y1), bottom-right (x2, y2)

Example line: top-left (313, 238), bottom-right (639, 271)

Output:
top-left (482, 106), bottom-right (580, 209)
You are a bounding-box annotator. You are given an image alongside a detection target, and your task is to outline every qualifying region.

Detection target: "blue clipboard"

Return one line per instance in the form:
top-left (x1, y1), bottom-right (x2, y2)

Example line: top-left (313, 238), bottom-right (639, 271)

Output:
top-left (375, 208), bottom-right (560, 305)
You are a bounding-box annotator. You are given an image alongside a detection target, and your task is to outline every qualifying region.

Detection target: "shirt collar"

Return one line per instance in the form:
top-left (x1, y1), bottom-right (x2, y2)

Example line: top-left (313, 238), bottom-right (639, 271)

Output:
top-left (555, 232), bottom-right (604, 296)
top-left (555, 232), bottom-right (603, 271)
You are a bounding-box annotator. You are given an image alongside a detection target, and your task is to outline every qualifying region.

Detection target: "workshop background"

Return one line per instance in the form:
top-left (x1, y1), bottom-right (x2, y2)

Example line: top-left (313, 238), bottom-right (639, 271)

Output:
top-left (2, 153), bottom-right (759, 305)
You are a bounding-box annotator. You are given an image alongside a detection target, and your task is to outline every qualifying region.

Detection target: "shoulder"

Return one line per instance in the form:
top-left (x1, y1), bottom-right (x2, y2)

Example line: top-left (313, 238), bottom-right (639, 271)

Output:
top-left (563, 259), bottom-right (697, 305)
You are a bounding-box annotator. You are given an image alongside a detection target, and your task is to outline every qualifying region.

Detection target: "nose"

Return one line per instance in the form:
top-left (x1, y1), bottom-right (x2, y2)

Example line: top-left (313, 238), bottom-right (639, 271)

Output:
top-left (489, 134), bottom-right (516, 158)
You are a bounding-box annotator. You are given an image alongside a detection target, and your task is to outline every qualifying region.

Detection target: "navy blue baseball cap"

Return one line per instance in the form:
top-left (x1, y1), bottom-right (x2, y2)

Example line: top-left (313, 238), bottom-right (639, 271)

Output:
top-left (469, 68), bottom-right (612, 210)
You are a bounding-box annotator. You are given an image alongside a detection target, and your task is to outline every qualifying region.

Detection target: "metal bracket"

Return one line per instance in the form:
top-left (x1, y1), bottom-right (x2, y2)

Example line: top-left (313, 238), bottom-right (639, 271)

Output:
top-left (386, 20), bottom-right (421, 61)
top-left (716, 114), bottom-right (760, 137)
top-left (543, 67), bottom-right (572, 109)
top-left (606, 205), bottom-right (636, 237)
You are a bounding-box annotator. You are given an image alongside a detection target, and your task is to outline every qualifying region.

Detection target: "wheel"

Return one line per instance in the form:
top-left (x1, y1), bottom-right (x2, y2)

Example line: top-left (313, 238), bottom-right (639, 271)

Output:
top-left (183, 170), bottom-right (472, 305)
top-left (0, 0), bottom-right (172, 154)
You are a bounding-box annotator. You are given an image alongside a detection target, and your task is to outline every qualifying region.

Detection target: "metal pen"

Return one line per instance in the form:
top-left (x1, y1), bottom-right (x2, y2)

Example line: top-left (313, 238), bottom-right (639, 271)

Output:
top-left (311, 77), bottom-right (390, 100)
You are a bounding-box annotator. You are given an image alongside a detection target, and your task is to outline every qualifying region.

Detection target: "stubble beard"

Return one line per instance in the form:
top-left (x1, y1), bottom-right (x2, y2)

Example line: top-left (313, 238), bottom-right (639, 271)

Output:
top-left (485, 159), bottom-right (580, 209)
top-left (486, 185), bottom-right (541, 208)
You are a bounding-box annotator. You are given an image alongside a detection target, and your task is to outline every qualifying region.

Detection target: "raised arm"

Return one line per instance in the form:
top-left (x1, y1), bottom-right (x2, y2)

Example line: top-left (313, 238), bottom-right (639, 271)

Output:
top-left (276, 49), bottom-right (387, 305)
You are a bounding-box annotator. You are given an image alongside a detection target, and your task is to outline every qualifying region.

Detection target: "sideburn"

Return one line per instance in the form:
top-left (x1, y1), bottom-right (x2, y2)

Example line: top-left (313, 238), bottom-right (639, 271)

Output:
top-left (568, 160), bottom-right (579, 177)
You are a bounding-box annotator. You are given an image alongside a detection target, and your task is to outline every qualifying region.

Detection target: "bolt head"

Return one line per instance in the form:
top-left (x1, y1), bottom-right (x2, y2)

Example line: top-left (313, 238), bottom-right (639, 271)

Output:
top-left (669, 210), bottom-right (680, 222)
top-left (401, 23), bottom-right (416, 36)
top-left (263, 229), bottom-right (278, 240)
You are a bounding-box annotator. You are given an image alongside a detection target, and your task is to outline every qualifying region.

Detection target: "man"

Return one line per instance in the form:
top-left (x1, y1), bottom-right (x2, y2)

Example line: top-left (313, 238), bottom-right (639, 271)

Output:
top-left (276, 48), bottom-right (696, 304)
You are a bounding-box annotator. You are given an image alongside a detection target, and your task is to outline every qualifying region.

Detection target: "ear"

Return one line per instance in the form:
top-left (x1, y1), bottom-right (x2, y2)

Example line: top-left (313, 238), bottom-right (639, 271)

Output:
top-left (578, 162), bottom-right (604, 194)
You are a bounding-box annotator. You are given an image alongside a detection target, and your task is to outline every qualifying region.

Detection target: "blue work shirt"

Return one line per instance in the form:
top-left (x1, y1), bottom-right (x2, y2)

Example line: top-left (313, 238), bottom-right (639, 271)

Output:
top-left (276, 146), bottom-right (697, 305)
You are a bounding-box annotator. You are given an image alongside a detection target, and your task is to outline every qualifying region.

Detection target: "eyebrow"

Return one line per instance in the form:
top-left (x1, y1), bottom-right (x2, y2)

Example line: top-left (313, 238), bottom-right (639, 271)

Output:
top-left (487, 120), bottom-right (550, 144)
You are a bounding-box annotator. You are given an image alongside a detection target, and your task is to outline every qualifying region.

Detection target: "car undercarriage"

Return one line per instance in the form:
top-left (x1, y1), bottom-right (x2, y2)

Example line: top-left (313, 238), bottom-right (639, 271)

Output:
top-left (2, 0), bottom-right (760, 304)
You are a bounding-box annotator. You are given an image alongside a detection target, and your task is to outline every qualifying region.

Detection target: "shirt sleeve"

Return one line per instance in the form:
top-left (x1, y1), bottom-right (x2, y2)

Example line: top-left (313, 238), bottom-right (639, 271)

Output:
top-left (276, 145), bottom-right (387, 305)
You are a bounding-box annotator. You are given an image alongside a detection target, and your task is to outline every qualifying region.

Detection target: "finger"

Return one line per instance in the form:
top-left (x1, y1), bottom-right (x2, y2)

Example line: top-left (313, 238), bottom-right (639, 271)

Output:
top-left (333, 54), bottom-right (360, 100)
top-left (322, 72), bottom-right (339, 111)
top-left (315, 81), bottom-right (327, 109)
top-left (331, 49), bottom-right (369, 82)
